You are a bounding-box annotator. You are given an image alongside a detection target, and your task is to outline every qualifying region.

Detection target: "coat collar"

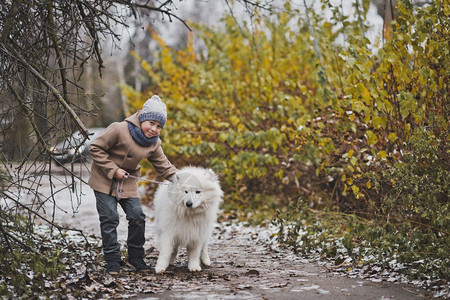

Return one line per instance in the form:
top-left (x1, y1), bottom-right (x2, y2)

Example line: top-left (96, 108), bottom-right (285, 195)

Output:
top-left (125, 112), bottom-right (141, 128)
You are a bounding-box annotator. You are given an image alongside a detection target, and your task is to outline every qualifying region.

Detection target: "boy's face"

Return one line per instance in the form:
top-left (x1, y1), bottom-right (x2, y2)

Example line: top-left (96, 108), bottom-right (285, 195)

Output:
top-left (140, 120), bottom-right (162, 138)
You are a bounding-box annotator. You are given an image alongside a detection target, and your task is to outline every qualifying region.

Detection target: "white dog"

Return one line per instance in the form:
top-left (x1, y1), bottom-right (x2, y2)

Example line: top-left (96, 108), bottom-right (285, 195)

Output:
top-left (153, 166), bottom-right (223, 273)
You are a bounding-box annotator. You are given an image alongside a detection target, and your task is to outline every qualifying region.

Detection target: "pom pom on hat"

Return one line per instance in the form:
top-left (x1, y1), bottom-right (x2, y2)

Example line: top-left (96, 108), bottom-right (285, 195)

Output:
top-left (138, 95), bottom-right (167, 127)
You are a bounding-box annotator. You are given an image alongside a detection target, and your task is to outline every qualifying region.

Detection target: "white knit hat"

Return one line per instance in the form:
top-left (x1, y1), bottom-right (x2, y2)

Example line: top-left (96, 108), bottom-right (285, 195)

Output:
top-left (139, 95), bottom-right (167, 127)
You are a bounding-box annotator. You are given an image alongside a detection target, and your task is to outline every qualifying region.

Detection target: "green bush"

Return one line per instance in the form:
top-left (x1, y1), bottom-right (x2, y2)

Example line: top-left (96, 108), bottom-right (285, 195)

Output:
top-left (372, 129), bottom-right (449, 232)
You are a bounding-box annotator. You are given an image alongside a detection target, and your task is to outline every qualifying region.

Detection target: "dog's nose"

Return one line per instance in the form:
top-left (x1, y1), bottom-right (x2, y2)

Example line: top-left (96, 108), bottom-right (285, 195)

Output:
top-left (186, 201), bottom-right (193, 208)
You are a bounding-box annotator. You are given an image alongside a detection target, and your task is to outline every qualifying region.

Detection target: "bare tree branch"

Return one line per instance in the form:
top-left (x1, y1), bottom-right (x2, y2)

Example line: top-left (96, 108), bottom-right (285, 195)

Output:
top-left (0, 0), bottom-right (188, 266)
top-left (3, 43), bottom-right (89, 137)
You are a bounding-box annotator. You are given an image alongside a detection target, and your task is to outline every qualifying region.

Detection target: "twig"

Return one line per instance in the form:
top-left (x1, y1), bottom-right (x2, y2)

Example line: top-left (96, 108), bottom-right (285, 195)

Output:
top-left (353, 210), bottom-right (449, 235)
top-left (75, 0), bottom-right (104, 75)
top-left (354, 0), bottom-right (366, 40)
top-left (47, 1), bottom-right (69, 103)
top-left (0, 214), bottom-right (13, 253)
top-left (115, 0), bottom-right (191, 31)
top-left (3, 43), bottom-right (89, 138)
top-left (303, 0), bottom-right (324, 69)
top-left (2, 228), bottom-right (37, 253)
top-left (2, 192), bottom-right (91, 245)
top-left (6, 81), bottom-right (51, 153)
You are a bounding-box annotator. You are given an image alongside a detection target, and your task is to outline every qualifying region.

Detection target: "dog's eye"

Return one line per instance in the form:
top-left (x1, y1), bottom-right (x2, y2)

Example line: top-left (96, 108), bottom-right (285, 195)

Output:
top-left (195, 191), bottom-right (201, 194)
top-left (185, 191), bottom-right (188, 194)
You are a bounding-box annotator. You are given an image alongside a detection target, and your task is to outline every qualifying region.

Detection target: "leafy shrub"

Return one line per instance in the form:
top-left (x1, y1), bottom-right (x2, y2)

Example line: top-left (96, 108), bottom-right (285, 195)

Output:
top-left (122, 3), bottom-right (340, 210)
top-left (369, 129), bottom-right (449, 232)
top-left (123, 0), bottom-right (447, 212)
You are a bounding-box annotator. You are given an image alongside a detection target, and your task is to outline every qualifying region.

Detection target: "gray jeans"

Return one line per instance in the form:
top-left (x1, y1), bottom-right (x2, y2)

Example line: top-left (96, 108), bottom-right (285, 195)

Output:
top-left (94, 191), bottom-right (146, 262)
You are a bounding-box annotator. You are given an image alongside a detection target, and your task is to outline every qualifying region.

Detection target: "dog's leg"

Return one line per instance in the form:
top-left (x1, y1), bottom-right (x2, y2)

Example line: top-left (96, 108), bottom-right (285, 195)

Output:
top-left (155, 235), bottom-right (173, 274)
top-left (187, 242), bottom-right (202, 272)
top-left (200, 242), bottom-right (211, 266)
top-left (169, 242), bottom-right (179, 265)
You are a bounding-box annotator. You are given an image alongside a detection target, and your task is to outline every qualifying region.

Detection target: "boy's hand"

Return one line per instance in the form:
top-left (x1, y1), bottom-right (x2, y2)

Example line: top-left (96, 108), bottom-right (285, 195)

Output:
top-left (114, 168), bottom-right (129, 179)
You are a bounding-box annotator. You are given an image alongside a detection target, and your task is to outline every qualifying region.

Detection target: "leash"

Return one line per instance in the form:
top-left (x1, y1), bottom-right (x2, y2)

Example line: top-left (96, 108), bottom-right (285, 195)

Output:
top-left (115, 174), bottom-right (171, 200)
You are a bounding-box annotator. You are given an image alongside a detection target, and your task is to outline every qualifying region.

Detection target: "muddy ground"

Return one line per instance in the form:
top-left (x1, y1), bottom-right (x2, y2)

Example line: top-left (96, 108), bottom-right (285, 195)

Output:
top-left (123, 221), bottom-right (429, 300)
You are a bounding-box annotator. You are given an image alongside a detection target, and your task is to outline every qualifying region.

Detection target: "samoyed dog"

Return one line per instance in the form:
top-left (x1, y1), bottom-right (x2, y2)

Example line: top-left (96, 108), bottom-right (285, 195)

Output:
top-left (153, 166), bottom-right (223, 273)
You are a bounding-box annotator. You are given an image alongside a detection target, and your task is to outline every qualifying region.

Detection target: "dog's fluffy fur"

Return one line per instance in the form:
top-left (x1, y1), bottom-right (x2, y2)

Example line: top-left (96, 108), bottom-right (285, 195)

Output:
top-left (153, 166), bottom-right (223, 273)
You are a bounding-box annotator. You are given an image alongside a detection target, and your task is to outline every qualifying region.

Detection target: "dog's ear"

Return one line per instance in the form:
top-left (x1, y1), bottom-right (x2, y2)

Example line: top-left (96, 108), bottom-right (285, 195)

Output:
top-left (205, 168), bottom-right (218, 181)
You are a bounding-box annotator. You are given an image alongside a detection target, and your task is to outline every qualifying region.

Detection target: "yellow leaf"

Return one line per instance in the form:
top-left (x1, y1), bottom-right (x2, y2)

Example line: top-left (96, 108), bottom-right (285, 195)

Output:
top-left (405, 123), bottom-right (411, 141)
top-left (237, 123), bottom-right (246, 131)
top-left (388, 132), bottom-right (397, 143)
top-left (378, 150), bottom-right (388, 160)
top-left (230, 115), bottom-right (241, 126)
top-left (348, 149), bottom-right (354, 158)
top-left (342, 184), bottom-right (348, 196)
top-left (372, 116), bottom-right (387, 129)
top-left (366, 181), bottom-right (372, 189)
top-left (349, 113), bottom-right (355, 121)
top-left (351, 185), bottom-right (360, 195)
top-left (366, 130), bottom-right (378, 145)
top-left (299, 84), bottom-right (307, 94)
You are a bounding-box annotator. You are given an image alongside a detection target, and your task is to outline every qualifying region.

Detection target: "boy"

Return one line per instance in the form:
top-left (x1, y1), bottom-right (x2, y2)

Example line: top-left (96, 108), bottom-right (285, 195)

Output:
top-left (88, 95), bottom-right (177, 274)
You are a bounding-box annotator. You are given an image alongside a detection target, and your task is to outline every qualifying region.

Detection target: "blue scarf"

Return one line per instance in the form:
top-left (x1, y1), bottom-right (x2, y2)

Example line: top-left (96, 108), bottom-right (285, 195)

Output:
top-left (128, 122), bottom-right (158, 147)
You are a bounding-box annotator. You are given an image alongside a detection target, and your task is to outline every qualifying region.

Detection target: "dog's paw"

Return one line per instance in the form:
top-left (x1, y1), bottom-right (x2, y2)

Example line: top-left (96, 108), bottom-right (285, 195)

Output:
top-left (155, 265), bottom-right (166, 274)
top-left (201, 257), bottom-right (211, 266)
top-left (188, 263), bottom-right (202, 272)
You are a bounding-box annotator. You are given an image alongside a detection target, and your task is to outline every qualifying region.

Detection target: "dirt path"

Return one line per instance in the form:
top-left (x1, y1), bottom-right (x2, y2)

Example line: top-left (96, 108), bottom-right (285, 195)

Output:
top-left (33, 165), bottom-right (429, 299)
top-left (128, 221), bottom-right (428, 300)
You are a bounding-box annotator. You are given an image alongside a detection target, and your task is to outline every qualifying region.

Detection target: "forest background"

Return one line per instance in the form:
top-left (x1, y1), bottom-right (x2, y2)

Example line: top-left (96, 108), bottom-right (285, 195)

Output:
top-left (1, 0), bottom-right (448, 297)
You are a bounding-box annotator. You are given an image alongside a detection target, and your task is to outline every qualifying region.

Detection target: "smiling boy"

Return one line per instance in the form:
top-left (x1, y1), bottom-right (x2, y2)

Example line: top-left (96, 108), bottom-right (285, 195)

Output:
top-left (88, 95), bottom-right (177, 274)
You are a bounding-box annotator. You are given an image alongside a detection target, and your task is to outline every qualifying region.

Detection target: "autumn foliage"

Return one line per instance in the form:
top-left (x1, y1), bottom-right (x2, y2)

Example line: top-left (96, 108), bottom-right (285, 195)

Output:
top-left (121, 0), bottom-right (448, 291)
top-left (124, 0), bottom-right (447, 222)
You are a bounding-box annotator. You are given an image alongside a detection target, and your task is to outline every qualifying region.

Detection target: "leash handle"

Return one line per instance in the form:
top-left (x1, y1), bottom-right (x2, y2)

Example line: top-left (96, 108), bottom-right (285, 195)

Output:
top-left (115, 179), bottom-right (124, 200)
top-left (127, 174), bottom-right (171, 185)
top-left (115, 175), bottom-right (170, 200)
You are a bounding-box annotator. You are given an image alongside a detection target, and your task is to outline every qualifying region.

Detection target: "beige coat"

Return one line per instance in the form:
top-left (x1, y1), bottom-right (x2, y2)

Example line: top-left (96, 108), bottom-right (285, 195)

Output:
top-left (88, 112), bottom-right (177, 198)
